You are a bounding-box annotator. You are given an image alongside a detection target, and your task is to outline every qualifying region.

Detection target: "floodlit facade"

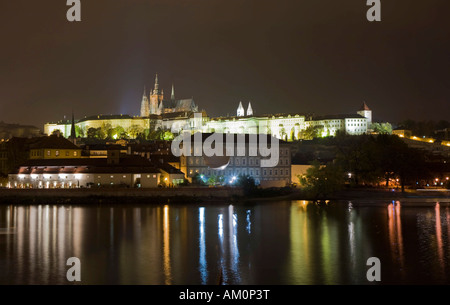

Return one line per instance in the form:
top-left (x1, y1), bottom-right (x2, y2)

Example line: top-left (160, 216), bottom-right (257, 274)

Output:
top-left (180, 133), bottom-right (292, 188)
top-left (8, 156), bottom-right (160, 189)
top-left (43, 75), bottom-right (371, 141)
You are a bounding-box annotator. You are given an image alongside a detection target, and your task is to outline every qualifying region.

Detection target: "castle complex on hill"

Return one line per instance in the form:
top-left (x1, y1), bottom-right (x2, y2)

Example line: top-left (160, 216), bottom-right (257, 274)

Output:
top-left (44, 74), bottom-right (372, 141)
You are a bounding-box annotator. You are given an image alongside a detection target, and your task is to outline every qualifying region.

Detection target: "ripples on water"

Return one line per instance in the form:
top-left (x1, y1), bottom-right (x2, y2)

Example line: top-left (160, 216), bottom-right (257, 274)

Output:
top-left (0, 201), bottom-right (448, 284)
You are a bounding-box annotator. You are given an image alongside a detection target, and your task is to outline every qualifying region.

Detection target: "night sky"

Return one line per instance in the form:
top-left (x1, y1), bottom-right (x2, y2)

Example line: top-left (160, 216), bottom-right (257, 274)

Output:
top-left (1, 0), bottom-right (449, 129)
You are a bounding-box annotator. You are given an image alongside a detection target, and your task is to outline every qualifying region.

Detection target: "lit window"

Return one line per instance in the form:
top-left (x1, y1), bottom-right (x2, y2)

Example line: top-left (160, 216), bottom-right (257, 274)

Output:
top-left (55, 150), bottom-right (60, 157)
top-left (74, 151), bottom-right (78, 157)
top-left (110, 175), bottom-right (114, 178)
top-left (47, 150), bottom-right (51, 156)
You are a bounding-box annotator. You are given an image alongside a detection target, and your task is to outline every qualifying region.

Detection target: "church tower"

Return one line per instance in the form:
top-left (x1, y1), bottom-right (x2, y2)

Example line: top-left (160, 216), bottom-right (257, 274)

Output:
top-left (69, 111), bottom-right (77, 144)
top-left (247, 102), bottom-right (253, 116)
top-left (150, 74), bottom-right (164, 115)
top-left (140, 87), bottom-right (149, 117)
top-left (237, 101), bottom-right (245, 117)
top-left (357, 102), bottom-right (372, 125)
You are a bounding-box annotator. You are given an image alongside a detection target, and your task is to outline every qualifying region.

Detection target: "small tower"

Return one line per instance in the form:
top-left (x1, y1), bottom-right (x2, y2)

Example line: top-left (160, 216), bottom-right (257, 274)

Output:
top-left (140, 87), bottom-right (149, 117)
top-left (246, 102), bottom-right (253, 116)
top-left (69, 111), bottom-right (76, 144)
top-left (150, 74), bottom-right (164, 114)
top-left (237, 101), bottom-right (245, 117)
top-left (357, 102), bottom-right (372, 125)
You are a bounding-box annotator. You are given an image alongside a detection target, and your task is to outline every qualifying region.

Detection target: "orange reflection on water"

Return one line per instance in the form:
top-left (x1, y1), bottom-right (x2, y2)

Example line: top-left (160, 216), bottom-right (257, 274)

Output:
top-left (388, 202), bottom-right (404, 274)
top-left (435, 203), bottom-right (444, 271)
top-left (163, 205), bottom-right (172, 284)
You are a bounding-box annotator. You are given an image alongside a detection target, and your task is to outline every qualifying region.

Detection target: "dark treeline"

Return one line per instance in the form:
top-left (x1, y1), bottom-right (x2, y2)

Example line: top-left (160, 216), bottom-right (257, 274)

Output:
top-left (297, 134), bottom-right (441, 199)
top-left (398, 119), bottom-right (450, 139)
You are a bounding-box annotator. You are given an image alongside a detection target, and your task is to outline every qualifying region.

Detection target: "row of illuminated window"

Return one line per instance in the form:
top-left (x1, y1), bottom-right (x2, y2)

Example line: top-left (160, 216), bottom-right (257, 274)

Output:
top-left (188, 157), bottom-right (290, 166)
top-left (30, 150), bottom-right (79, 157)
top-left (189, 168), bottom-right (290, 177)
top-left (15, 174), bottom-right (158, 180)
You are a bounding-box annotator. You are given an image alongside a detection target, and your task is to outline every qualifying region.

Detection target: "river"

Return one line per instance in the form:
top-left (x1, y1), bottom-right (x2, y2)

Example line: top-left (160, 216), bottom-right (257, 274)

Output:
top-left (0, 200), bottom-right (448, 284)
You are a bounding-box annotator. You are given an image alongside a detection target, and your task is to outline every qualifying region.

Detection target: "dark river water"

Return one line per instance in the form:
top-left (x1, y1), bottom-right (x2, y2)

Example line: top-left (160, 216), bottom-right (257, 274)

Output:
top-left (0, 200), bottom-right (449, 285)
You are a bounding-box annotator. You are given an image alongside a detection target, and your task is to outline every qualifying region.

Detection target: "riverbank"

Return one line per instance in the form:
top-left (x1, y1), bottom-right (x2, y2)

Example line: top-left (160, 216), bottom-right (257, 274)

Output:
top-left (0, 187), bottom-right (449, 206)
top-left (244, 187), bottom-right (450, 204)
top-left (0, 187), bottom-right (244, 205)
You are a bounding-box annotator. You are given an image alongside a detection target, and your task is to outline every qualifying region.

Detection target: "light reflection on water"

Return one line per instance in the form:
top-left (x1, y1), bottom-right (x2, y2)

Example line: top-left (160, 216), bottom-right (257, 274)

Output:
top-left (0, 201), bottom-right (448, 285)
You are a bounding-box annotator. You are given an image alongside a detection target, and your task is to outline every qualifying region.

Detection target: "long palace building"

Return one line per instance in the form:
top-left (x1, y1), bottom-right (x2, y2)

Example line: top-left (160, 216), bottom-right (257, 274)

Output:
top-left (44, 74), bottom-right (372, 141)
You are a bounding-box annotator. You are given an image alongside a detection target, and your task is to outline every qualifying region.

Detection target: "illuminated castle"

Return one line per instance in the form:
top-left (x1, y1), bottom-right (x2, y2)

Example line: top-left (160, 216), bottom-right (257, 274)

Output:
top-left (140, 74), bottom-right (198, 116)
top-left (44, 74), bottom-right (371, 141)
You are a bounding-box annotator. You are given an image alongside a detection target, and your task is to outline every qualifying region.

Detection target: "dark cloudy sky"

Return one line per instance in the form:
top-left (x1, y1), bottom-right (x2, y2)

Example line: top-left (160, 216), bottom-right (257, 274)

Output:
top-left (1, 0), bottom-right (449, 129)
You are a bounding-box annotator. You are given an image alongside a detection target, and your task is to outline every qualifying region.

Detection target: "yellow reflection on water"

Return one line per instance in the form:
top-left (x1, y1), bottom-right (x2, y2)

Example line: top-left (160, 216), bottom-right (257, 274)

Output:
top-left (289, 201), bottom-right (311, 283)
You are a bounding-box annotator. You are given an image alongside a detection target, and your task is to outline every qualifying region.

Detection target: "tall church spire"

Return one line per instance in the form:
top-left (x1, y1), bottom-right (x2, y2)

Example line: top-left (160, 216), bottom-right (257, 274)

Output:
top-left (70, 111), bottom-right (76, 143)
top-left (171, 83), bottom-right (175, 101)
top-left (237, 101), bottom-right (245, 117)
top-left (247, 102), bottom-right (253, 116)
top-left (153, 73), bottom-right (159, 94)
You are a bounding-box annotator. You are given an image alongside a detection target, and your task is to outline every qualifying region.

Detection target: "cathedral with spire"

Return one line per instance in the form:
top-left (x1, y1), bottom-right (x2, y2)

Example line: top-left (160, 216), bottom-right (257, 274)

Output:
top-left (140, 74), bottom-right (198, 117)
top-left (45, 73), bottom-right (373, 142)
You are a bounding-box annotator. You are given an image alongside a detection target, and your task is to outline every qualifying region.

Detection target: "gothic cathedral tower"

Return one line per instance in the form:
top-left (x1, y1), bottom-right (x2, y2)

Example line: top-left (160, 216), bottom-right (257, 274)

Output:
top-left (140, 87), bottom-right (149, 117)
top-left (150, 74), bottom-right (164, 115)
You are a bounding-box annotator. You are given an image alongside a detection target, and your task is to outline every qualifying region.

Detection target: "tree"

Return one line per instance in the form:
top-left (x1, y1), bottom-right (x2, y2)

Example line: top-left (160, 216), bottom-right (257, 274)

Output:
top-left (236, 174), bottom-right (257, 196)
top-left (75, 125), bottom-right (84, 138)
top-left (128, 125), bottom-right (144, 139)
top-left (191, 173), bottom-right (206, 185)
top-left (86, 127), bottom-right (104, 139)
top-left (372, 122), bottom-right (392, 134)
top-left (51, 129), bottom-right (63, 137)
top-left (299, 161), bottom-right (344, 199)
top-left (301, 125), bottom-right (323, 140)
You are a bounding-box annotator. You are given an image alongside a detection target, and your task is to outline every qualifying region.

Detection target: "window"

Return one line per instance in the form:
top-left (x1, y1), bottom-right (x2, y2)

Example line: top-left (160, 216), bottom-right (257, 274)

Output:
top-left (55, 150), bottom-right (60, 157)
top-left (275, 170), bottom-right (278, 175)
top-left (65, 151), bottom-right (69, 156)
top-left (242, 159), bottom-right (246, 165)
top-left (236, 159), bottom-right (239, 165)
top-left (47, 150), bottom-right (51, 156)
top-left (74, 151), bottom-right (78, 157)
